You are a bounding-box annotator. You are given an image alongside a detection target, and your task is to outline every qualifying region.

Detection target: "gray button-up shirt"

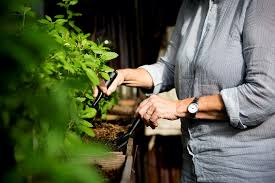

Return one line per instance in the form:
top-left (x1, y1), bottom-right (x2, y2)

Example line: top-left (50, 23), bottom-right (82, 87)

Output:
top-left (141, 0), bottom-right (275, 182)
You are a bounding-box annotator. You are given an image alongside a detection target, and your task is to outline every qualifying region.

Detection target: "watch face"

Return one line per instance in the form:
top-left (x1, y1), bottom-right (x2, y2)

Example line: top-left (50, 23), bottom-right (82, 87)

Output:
top-left (188, 103), bottom-right (199, 114)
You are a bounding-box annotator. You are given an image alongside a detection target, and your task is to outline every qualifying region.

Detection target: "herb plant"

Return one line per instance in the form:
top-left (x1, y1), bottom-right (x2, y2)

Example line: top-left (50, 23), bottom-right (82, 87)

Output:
top-left (0, 0), bottom-right (118, 182)
top-left (39, 0), bottom-right (118, 137)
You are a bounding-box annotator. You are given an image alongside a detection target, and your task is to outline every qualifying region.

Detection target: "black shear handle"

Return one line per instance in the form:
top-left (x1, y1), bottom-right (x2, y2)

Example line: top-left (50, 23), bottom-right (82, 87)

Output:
top-left (92, 71), bottom-right (118, 108)
top-left (114, 117), bottom-right (142, 149)
top-left (128, 117), bottom-right (141, 136)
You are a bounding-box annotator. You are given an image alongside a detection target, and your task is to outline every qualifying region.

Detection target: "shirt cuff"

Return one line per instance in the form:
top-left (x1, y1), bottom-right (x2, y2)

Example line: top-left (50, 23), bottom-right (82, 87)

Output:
top-left (139, 64), bottom-right (164, 94)
top-left (220, 88), bottom-right (247, 129)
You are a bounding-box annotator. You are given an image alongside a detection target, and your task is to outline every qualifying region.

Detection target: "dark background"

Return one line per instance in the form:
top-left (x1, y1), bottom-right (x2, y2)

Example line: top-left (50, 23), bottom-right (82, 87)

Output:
top-left (44, 0), bottom-right (183, 69)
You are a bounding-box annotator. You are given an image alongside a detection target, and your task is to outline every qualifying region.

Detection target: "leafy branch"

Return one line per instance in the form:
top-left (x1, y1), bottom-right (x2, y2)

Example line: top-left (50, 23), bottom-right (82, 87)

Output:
top-left (38, 0), bottom-right (118, 138)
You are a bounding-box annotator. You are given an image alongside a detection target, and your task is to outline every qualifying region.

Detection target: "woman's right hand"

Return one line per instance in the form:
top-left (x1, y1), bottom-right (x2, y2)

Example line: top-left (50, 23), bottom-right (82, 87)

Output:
top-left (93, 68), bottom-right (154, 97)
top-left (93, 69), bottom-right (125, 97)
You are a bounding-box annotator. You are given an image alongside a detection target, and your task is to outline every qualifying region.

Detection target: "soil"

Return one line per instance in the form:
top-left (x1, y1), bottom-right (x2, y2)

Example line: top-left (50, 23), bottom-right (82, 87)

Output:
top-left (92, 122), bottom-right (131, 150)
top-left (93, 123), bottom-right (129, 141)
top-left (91, 98), bottom-right (138, 149)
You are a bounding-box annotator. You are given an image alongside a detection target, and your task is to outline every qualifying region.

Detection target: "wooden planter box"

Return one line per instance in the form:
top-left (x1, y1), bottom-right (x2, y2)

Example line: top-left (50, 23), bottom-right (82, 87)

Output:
top-left (120, 137), bottom-right (135, 183)
top-left (82, 137), bottom-right (136, 183)
top-left (88, 99), bottom-right (139, 182)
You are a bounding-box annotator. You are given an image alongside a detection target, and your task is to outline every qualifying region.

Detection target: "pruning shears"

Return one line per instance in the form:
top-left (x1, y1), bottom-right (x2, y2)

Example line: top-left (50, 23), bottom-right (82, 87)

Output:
top-left (92, 70), bottom-right (142, 150)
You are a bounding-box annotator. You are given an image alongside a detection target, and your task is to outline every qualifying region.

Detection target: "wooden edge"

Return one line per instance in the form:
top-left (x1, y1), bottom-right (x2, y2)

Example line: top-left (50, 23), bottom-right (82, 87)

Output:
top-left (85, 153), bottom-right (126, 171)
top-left (120, 156), bottom-right (133, 183)
top-left (126, 138), bottom-right (134, 156)
top-left (92, 155), bottom-right (126, 171)
top-left (120, 137), bottom-right (135, 183)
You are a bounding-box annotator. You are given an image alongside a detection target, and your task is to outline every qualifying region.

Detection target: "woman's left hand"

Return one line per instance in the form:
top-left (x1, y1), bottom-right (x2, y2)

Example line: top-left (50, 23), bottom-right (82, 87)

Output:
top-left (136, 95), bottom-right (184, 129)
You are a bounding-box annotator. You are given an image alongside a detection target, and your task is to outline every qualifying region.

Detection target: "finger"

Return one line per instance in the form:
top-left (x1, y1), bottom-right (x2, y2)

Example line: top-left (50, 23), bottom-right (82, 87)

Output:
top-left (149, 114), bottom-right (159, 129)
top-left (98, 80), bottom-right (108, 94)
top-left (151, 121), bottom-right (158, 128)
top-left (136, 98), bottom-right (150, 112)
top-left (150, 112), bottom-right (159, 123)
top-left (106, 79), bottom-right (118, 96)
top-left (143, 112), bottom-right (151, 122)
top-left (136, 98), bottom-right (153, 116)
top-left (149, 122), bottom-right (157, 129)
top-left (143, 105), bottom-right (155, 122)
top-left (138, 101), bottom-right (152, 118)
top-left (140, 95), bottom-right (158, 112)
top-left (93, 87), bottom-right (99, 97)
top-left (146, 105), bottom-right (155, 115)
top-left (142, 118), bottom-right (157, 129)
top-left (106, 71), bottom-right (125, 96)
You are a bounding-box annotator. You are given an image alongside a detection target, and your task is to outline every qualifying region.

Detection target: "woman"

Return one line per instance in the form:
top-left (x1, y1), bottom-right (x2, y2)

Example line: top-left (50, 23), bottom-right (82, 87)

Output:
top-left (98, 0), bottom-right (275, 182)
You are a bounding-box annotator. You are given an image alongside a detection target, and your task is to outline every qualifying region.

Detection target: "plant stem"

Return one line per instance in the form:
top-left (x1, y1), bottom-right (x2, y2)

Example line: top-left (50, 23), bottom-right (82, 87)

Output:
top-left (22, 12), bottom-right (26, 31)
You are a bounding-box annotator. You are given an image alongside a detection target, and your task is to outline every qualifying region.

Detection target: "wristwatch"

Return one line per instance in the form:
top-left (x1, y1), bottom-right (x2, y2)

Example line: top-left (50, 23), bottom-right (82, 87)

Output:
top-left (187, 97), bottom-right (199, 116)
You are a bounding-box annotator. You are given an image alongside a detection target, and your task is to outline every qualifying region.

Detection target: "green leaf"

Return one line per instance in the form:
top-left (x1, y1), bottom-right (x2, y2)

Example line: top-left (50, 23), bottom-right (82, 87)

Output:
top-left (54, 51), bottom-right (66, 63)
top-left (45, 15), bottom-right (52, 22)
top-left (85, 93), bottom-right (94, 100)
top-left (55, 19), bottom-right (68, 25)
top-left (57, 2), bottom-right (65, 7)
top-left (100, 52), bottom-right (118, 61)
top-left (78, 125), bottom-right (95, 137)
top-left (21, 7), bottom-right (32, 15)
top-left (69, 0), bottom-right (78, 5)
top-left (92, 47), bottom-right (104, 55)
top-left (65, 132), bottom-right (82, 146)
top-left (80, 120), bottom-right (93, 128)
top-left (84, 68), bottom-right (99, 85)
top-left (100, 72), bottom-right (110, 80)
top-left (67, 10), bottom-right (73, 19)
top-left (64, 64), bottom-right (76, 74)
top-left (81, 108), bottom-right (97, 118)
top-left (85, 62), bottom-right (97, 68)
top-left (84, 54), bottom-right (95, 61)
top-left (38, 19), bottom-right (50, 24)
top-left (43, 62), bottom-right (55, 74)
top-left (54, 15), bottom-right (65, 19)
top-left (69, 21), bottom-right (81, 33)
top-left (73, 13), bottom-right (82, 17)
top-left (81, 39), bottom-right (91, 49)
top-left (76, 97), bottom-right (86, 103)
top-left (101, 65), bottom-right (114, 73)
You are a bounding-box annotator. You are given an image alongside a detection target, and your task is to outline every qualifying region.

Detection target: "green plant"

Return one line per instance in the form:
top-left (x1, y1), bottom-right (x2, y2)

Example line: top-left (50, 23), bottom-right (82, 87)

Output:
top-left (38, 0), bottom-right (118, 137)
top-left (0, 0), bottom-right (118, 182)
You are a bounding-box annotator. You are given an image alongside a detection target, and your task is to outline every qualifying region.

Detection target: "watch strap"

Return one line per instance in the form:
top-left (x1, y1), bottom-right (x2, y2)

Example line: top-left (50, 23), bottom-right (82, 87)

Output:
top-left (192, 97), bottom-right (199, 104)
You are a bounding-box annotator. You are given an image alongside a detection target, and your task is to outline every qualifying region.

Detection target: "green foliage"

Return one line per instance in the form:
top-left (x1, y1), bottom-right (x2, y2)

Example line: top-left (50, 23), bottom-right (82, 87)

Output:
top-left (99, 93), bottom-right (119, 120)
top-left (0, 0), bottom-right (118, 182)
top-left (38, 0), bottom-right (118, 137)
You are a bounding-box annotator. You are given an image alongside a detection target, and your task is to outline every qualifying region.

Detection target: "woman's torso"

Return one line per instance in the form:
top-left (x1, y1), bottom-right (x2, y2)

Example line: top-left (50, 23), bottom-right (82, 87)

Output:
top-left (174, 0), bottom-right (275, 182)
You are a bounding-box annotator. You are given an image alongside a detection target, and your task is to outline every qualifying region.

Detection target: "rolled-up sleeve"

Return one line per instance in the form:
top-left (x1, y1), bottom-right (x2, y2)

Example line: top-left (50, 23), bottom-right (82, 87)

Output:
top-left (140, 52), bottom-right (177, 94)
top-left (221, 0), bottom-right (275, 129)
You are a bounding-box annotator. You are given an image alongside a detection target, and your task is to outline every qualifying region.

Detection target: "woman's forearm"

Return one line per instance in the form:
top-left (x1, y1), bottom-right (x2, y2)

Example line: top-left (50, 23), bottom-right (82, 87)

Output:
top-left (176, 94), bottom-right (228, 120)
top-left (102, 68), bottom-right (154, 96)
top-left (119, 68), bottom-right (154, 89)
